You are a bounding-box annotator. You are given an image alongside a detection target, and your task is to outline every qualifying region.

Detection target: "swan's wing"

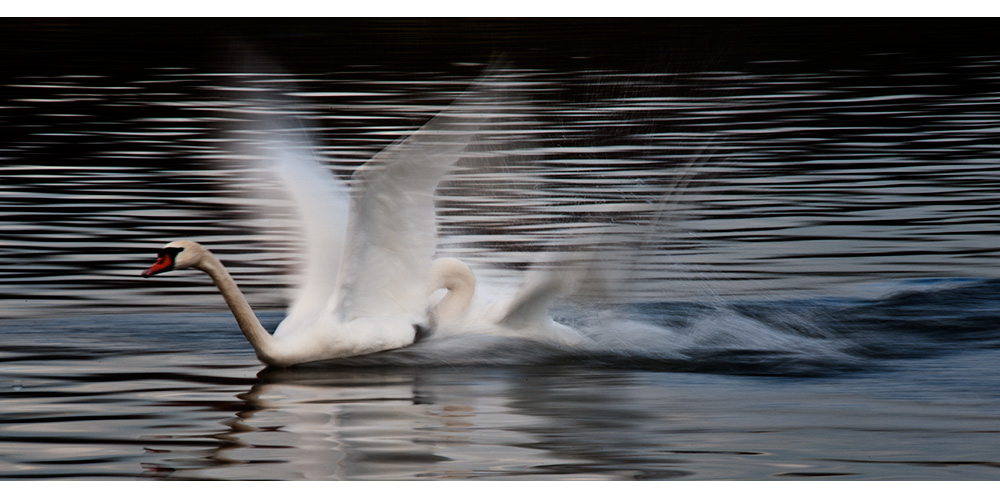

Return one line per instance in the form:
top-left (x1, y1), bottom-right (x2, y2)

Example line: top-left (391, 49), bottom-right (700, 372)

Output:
top-left (264, 144), bottom-right (350, 331)
top-left (333, 113), bottom-right (477, 320)
top-left (333, 71), bottom-right (508, 321)
top-left (494, 249), bottom-right (601, 330)
top-left (496, 272), bottom-right (572, 329)
top-left (220, 68), bottom-right (350, 333)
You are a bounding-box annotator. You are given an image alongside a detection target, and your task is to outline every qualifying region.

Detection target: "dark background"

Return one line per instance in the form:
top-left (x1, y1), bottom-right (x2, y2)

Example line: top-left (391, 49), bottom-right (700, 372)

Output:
top-left (2, 18), bottom-right (999, 77)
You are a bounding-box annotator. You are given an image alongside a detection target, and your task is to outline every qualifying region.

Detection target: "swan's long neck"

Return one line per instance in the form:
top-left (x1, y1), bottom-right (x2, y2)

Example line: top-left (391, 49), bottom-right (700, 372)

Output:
top-left (428, 257), bottom-right (475, 324)
top-left (195, 252), bottom-right (280, 365)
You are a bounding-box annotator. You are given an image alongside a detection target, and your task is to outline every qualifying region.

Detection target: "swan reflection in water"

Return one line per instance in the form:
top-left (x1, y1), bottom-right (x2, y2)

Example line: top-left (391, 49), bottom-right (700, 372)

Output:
top-left (141, 66), bottom-right (584, 367)
top-left (141, 366), bottom-right (694, 480)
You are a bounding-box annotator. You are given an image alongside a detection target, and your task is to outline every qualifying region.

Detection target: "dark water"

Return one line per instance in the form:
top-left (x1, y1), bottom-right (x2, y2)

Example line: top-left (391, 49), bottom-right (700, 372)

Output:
top-left (3, 19), bottom-right (1000, 480)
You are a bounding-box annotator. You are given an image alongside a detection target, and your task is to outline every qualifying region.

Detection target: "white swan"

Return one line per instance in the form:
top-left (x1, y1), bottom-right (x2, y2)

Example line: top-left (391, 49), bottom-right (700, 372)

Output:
top-left (141, 64), bottom-right (582, 367)
top-left (141, 105), bottom-right (486, 366)
top-left (139, 70), bottom-right (493, 366)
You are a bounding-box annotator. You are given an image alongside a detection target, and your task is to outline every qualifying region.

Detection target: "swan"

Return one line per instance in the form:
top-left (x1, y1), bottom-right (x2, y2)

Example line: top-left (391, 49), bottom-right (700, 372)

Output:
top-left (138, 70), bottom-right (492, 366)
top-left (140, 103), bottom-right (486, 366)
top-left (140, 63), bottom-right (582, 367)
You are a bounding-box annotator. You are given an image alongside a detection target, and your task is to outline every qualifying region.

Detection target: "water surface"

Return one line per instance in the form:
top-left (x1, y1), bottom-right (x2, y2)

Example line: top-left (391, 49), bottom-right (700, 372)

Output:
top-left (2, 20), bottom-right (1000, 480)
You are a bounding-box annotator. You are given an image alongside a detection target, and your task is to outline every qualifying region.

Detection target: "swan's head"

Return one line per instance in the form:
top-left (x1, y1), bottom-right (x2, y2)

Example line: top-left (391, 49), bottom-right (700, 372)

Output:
top-left (141, 240), bottom-right (206, 277)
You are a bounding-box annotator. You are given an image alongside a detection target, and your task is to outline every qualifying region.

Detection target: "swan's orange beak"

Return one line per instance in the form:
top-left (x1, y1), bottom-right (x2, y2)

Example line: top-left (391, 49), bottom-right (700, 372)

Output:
top-left (142, 253), bottom-right (175, 278)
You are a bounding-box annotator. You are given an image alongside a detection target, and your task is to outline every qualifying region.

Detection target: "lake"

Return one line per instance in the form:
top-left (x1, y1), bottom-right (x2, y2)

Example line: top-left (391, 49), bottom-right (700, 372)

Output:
top-left (2, 19), bottom-right (1000, 480)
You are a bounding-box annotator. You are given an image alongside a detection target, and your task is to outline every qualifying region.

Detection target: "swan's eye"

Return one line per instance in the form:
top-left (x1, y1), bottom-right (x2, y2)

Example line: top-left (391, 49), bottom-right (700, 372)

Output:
top-left (158, 247), bottom-right (184, 259)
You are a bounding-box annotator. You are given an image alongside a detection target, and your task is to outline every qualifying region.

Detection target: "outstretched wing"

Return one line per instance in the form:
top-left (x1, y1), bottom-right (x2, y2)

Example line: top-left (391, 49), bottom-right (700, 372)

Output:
top-left (218, 60), bottom-right (351, 334)
top-left (264, 143), bottom-right (350, 332)
top-left (333, 69), bottom-right (510, 321)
